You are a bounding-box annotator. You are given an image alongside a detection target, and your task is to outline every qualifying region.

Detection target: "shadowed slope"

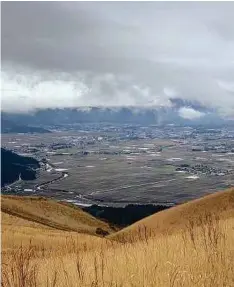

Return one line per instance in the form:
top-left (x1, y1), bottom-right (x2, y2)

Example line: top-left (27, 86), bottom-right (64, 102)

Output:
top-left (1, 148), bottom-right (40, 186)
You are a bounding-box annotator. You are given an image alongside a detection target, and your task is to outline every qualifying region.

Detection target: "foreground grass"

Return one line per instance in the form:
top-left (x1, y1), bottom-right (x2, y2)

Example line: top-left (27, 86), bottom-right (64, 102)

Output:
top-left (2, 213), bottom-right (234, 287)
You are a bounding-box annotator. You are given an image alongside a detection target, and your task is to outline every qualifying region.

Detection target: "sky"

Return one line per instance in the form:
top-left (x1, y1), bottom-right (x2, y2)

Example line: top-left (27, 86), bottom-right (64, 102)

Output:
top-left (1, 1), bottom-right (234, 116)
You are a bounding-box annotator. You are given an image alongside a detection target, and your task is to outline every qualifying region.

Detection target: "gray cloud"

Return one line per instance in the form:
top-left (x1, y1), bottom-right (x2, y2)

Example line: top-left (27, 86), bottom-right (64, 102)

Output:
top-left (1, 2), bottom-right (234, 116)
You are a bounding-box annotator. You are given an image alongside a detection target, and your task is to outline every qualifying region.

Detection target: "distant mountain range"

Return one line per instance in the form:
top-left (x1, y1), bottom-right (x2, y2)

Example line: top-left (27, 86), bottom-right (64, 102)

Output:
top-left (1, 100), bottom-right (233, 128)
top-left (1, 148), bottom-right (40, 187)
top-left (1, 117), bottom-right (51, 134)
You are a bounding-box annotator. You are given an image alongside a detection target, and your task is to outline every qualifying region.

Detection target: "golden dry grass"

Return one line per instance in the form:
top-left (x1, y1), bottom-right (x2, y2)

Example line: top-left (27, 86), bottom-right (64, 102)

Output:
top-left (1, 195), bottom-right (114, 235)
top-left (1, 211), bottom-right (110, 257)
top-left (110, 187), bottom-right (234, 242)
top-left (1, 189), bottom-right (234, 287)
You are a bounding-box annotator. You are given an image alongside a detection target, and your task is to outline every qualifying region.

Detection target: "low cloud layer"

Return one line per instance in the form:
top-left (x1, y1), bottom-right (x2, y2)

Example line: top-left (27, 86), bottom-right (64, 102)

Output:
top-left (1, 2), bottom-right (234, 116)
top-left (178, 107), bottom-right (205, 120)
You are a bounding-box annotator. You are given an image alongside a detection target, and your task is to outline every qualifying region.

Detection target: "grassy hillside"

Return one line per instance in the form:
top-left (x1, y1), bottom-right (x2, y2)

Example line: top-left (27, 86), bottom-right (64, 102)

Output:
top-left (1, 195), bottom-right (114, 236)
top-left (1, 189), bottom-right (234, 287)
top-left (2, 211), bottom-right (112, 260)
top-left (110, 187), bottom-right (234, 242)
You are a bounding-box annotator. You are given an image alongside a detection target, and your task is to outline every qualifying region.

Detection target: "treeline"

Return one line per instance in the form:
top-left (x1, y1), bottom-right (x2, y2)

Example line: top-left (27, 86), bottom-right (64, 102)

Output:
top-left (1, 148), bottom-right (40, 187)
top-left (83, 204), bottom-right (169, 227)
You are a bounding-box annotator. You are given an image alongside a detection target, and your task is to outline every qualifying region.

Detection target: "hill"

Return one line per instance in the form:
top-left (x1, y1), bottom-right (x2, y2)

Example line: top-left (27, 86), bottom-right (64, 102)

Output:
top-left (1, 195), bottom-right (114, 237)
top-left (109, 188), bottom-right (234, 242)
top-left (1, 189), bottom-right (234, 287)
top-left (2, 106), bottom-right (233, 128)
top-left (1, 117), bottom-right (51, 133)
top-left (1, 148), bottom-right (40, 187)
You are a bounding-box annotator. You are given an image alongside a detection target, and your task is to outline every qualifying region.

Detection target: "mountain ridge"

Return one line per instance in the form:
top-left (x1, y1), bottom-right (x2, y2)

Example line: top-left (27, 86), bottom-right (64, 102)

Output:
top-left (1, 148), bottom-right (40, 187)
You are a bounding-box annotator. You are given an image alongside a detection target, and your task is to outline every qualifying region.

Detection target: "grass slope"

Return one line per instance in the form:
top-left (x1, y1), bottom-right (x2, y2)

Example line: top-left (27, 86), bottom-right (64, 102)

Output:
top-left (1, 189), bottom-right (234, 286)
top-left (109, 187), bottom-right (234, 242)
top-left (2, 211), bottom-right (111, 260)
top-left (1, 195), bottom-right (114, 235)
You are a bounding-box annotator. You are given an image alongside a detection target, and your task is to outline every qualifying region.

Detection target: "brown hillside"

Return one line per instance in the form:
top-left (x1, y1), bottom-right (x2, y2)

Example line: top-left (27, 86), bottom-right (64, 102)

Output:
top-left (1, 195), bottom-right (113, 235)
top-left (110, 187), bottom-right (234, 242)
top-left (1, 190), bottom-right (234, 286)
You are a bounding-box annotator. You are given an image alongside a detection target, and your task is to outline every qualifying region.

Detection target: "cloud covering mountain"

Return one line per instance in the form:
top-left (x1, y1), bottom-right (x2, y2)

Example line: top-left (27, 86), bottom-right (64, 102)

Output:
top-left (1, 2), bottom-right (234, 117)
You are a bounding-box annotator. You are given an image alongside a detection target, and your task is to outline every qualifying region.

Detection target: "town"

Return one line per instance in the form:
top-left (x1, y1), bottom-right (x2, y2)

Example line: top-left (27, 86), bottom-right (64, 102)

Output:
top-left (2, 124), bottom-right (234, 206)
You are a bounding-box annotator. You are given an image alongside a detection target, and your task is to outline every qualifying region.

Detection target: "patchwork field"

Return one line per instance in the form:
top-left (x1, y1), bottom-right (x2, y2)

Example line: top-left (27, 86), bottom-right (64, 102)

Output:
top-left (2, 132), bottom-right (234, 207)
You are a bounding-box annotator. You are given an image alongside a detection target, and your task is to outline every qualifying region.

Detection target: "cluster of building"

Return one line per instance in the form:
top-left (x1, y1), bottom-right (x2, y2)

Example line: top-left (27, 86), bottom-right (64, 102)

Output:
top-left (176, 164), bottom-right (231, 176)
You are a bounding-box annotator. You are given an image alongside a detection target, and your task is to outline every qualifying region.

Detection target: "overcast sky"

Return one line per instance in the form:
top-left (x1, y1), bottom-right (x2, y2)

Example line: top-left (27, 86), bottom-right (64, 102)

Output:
top-left (1, 1), bottom-right (234, 116)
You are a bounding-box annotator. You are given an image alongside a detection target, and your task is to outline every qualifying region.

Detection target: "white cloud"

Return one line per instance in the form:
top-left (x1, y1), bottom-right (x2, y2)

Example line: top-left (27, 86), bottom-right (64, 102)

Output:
top-left (163, 87), bottom-right (178, 98)
top-left (178, 107), bottom-right (205, 120)
top-left (1, 69), bottom-right (164, 112)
